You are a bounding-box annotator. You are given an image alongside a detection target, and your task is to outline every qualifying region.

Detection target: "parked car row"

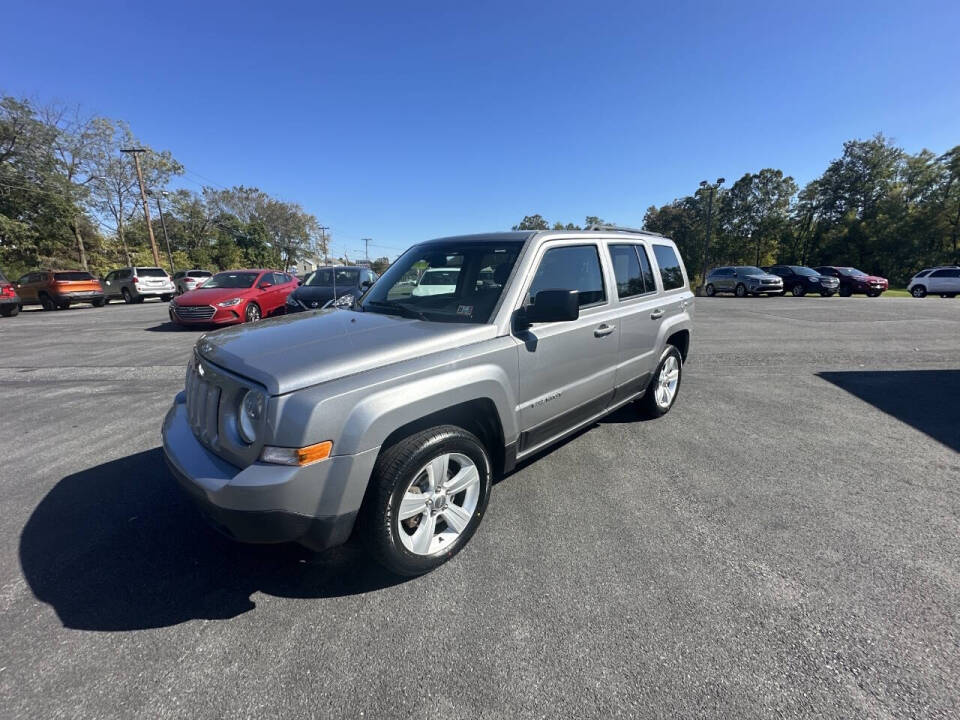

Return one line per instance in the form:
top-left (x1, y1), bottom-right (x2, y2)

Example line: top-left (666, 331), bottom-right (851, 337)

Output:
top-left (704, 264), bottom-right (890, 297)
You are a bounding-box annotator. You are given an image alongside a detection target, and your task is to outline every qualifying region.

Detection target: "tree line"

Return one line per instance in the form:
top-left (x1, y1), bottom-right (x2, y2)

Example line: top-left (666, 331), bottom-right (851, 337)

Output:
top-left (0, 95), bottom-right (329, 279)
top-left (514, 135), bottom-right (960, 286)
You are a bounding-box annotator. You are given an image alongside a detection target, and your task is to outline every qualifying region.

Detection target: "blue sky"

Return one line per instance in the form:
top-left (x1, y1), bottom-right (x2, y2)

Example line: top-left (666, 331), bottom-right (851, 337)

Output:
top-left (3, 1), bottom-right (958, 260)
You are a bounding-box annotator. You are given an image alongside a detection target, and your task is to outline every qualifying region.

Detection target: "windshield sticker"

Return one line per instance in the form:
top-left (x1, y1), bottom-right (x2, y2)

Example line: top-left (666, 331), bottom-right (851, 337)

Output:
top-left (456, 305), bottom-right (474, 317)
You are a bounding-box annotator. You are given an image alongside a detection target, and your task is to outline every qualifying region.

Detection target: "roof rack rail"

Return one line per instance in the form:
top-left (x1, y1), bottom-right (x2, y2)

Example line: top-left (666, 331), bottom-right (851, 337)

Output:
top-left (584, 223), bottom-right (664, 237)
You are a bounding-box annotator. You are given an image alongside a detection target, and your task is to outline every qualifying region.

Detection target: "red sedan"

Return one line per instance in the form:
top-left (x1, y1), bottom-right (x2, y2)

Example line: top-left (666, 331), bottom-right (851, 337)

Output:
top-left (169, 269), bottom-right (299, 326)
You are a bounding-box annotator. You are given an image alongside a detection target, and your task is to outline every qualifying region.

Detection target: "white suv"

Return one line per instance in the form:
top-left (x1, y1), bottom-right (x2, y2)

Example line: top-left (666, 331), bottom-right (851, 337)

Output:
top-left (908, 266), bottom-right (960, 298)
top-left (103, 266), bottom-right (176, 304)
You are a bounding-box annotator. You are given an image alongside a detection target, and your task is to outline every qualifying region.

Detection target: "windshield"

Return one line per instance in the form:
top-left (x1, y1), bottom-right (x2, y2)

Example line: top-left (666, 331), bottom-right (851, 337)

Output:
top-left (361, 240), bottom-right (524, 323)
top-left (838, 267), bottom-right (867, 277)
top-left (737, 266), bottom-right (765, 275)
top-left (137, 268), bottom-right (168, 278)
top-left (202, 271), bottom-right (259, 289)
top-left (54, 271), bottom-right (94, 281)
top-left (306, 268), bottom-right (360, 287)
top-left (790, 266), bottom-right (819, 276)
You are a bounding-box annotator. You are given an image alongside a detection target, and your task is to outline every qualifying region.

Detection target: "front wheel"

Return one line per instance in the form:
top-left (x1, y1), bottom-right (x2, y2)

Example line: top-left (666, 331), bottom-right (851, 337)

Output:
top-left (791, 283), bottom-right (806, 297)
top-left (639, 345), bottom-right (683, 419)
top-left (359, 425), bottom-right (492, 576)
top-left (839, 286), bottom-right (852, 297)
top-left (705, 283), bottom-right (716, 297)
top-left (244, 303), bottom-right (261, 322)
top-left (735, 283), bottom-right (747, 298)
top-left (910, 286), bottom-right (926, 298)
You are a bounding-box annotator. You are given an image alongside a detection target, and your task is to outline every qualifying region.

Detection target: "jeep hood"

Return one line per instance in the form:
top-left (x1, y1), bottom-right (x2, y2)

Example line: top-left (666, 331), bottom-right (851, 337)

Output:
top-left (197, 309), bottom-right (496, 395)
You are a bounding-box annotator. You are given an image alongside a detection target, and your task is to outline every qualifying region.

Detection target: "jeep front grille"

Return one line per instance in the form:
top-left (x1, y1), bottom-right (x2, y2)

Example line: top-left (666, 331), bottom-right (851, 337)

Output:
top-left (185, 360), bottom-right (221, 446)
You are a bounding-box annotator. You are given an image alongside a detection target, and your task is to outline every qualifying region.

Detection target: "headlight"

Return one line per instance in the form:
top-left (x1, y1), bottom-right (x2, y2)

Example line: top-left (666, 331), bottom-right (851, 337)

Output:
top-left (238, 389), bottom-right (266, 444)
top-left (808, 276), bottom-right (817, 282)
top-left (333, 293), bottom-right (354, 308)
top-left (218, 297), bottom-right (243, 307)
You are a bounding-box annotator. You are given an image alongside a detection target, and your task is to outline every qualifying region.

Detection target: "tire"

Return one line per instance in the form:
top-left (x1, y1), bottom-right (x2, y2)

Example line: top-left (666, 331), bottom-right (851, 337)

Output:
top-left (791, 283), bottom-right (806, 297)
top-left (820, 291), bottom-right (835, 297)
top-left (866, 291), bottom-right (880, 298)
top-left (638, 345), bottom-right (683, 419)
top-left (358, 425), bottom-right (492, 576)
top-left (0, 304), bottom-right (20, 317)
top-left (945, 293), bottom-right (957, 298)
top-left (122, 288), bottom-right (133, 304)
top-left (244, 303), bottom-right (262, 323)
top-left (705, 283), bottom-right (716, 297)
top-left (735, 283), bottom-right (747, 298)
top-left (839, 286), bottom-right (852, 297)
top-left (910, 285), bottom-right (926, 298)
top-left (91, 298), bottom-right (105, 307)
top-left (161, 294), bottom-right (174, 302)
top-left (40, 294), bottom-right (56, 311)
top-left (134, 295), bottom-right (145, 304)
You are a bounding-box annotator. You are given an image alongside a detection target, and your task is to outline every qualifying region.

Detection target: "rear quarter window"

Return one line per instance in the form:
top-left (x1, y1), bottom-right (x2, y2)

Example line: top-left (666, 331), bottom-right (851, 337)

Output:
top-left (652, 245), bottom-right (685, 290)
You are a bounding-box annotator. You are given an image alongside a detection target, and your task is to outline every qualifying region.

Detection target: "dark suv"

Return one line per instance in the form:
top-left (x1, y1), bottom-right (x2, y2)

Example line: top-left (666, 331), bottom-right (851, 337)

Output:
top-left (763, 265), bottom-right (839, 296)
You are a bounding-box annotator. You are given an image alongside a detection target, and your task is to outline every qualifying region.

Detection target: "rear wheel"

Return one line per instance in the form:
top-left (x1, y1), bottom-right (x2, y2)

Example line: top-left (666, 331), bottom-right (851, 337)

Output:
top-left (122, 288), bottom-right (133, 304)
top-left (244, 303), bottom-right (261, 322)
top-left (358, 425), bottom-right (492, 576)
top-left (705, 283), bottom-right (716, 297)
top-left (0, 304), bottom-right (20, 317)
top-left (791, 283), bottom-right (806, 297)
top-left (639, 345), bottom-right (683, 419)
top-left (40, 294), bottom-right (56, 311)
top-left (820, 291), bottom-right (835, 297)
top-left (735, 283), bottom-right (747, 298)
top-left (91, 297), bottom-right (105, 307)
top-left (161, 294), bottom-right (174, 302)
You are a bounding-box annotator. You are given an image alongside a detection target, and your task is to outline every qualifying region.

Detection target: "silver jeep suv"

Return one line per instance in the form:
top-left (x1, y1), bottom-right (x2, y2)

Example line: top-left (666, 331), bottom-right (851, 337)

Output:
top-left (162, 227), bottom-right (694, 575)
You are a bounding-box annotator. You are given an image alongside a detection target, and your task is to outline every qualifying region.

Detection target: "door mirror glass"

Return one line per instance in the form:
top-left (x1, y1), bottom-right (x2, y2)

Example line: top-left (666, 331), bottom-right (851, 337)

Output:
top-left (259, 282), bottom-right (273, 290)
top-left (526, 289), bottom-right (580, 323)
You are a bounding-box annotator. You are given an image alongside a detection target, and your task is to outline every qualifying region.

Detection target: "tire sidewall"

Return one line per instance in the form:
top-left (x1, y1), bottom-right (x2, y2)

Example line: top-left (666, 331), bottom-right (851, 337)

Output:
top-left (640, 345), bottom-right (683, 418)
top-left (911, 286), bottom-right (926, 298)
top-left (735, 283), bottom-right (746, 297)
top-left (705, 283), bottom-right (715, 297)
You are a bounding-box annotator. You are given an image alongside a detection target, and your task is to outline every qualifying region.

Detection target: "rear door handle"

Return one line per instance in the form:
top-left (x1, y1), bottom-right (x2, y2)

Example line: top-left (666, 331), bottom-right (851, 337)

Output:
top-left (594, 323), bottom-right (615, 337)
top-left (650, 308), bottom-right (664, 320)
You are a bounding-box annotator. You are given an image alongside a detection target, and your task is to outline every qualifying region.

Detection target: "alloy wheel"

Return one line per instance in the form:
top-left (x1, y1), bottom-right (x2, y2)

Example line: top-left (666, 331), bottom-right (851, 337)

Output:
top-left (654, 354), bottom-right (680, 409)
top-left (397, 452), bottom-right (480, 556)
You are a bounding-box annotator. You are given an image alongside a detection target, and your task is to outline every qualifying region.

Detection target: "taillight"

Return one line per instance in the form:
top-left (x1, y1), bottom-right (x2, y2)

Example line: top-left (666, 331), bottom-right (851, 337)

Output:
top-left (1, 284), bottom-right (15, 298)
top-left (132, 276), bottom-right (139, 283)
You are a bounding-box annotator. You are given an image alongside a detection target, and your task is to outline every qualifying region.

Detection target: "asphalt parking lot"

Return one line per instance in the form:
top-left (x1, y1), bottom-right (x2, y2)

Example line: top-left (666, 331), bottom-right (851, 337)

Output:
top-left (1, 297), bottom-right (958, 719)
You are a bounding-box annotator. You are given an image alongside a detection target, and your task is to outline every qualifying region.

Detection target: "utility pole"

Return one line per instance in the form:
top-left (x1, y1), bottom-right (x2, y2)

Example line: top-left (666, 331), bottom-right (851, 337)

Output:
top-left (699, 177), bottom-right (725, 292)
top-left (122, 148), bottom-right (162, 267)
top-left (319, 225), bottom-right (329, 266)
top-left (362, 238), bottom-right (371, 264)
top-left (153, 190), bottom-right (175, 272)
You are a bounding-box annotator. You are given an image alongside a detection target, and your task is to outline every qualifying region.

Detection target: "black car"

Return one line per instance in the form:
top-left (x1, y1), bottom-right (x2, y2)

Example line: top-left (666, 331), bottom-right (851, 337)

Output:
top-left (763, 265), bottom-right (840, 296)
top-left (0, 266), bottom-right (22, 317)
top-left (285, 266), bottom-right (378, 312)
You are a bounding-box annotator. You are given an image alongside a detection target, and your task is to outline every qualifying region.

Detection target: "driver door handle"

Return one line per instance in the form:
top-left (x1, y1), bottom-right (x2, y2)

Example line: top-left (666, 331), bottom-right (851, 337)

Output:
top-left (650, 308), bottom-right (664, 320)
top-left (594, 323), bottom-right (615, 337)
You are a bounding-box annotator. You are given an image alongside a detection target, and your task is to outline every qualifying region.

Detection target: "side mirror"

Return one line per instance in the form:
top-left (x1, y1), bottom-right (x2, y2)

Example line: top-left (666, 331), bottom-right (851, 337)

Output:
top-left (525, 289), bottom-right (579, 324)
top-left (259, 282), bottom-right (273, 290)
top-left (361, 279), bottom-right (373, 289)
top-left (297, 280), bottom-right (303, 286)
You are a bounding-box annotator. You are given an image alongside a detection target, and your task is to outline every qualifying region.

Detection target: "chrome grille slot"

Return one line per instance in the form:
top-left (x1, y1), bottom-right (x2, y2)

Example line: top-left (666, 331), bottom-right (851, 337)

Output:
top-left (175, 305), bottom-right (216, 320)
top-left (185, 360), bottom-right (221, 446)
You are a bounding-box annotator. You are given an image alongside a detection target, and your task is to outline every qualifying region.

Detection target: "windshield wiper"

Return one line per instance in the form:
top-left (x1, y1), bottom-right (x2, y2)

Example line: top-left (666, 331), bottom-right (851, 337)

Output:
top-left (364, 300), bottom-right (429, 321)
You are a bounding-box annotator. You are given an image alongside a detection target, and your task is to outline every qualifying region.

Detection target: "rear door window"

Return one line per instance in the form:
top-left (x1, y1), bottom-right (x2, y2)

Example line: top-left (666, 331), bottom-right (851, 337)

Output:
top-left (529, 244), bottom-right (606, 307)
top-left (652, 244), bottom-right (685, 290)
top-left (609, 244), bottom-right (654, 299)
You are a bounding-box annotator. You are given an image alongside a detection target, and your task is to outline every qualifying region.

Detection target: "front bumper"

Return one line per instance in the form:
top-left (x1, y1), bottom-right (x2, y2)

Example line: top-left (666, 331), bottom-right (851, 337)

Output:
top-left (750, 283), bottom-right (783, 294)
top-left (170, 304), bottom-right (246, 325)
top-left (161, 391), bottom-right (378, 550)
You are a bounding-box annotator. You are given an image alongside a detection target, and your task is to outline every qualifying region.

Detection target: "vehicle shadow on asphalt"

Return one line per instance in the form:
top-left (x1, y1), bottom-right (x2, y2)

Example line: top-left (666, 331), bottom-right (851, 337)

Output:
top-left (19, 449), bottom-right (406, 632)
top-left (818, 369), bottom-right (960, 453)
top-left (144, 322), bottom-right (193, 332)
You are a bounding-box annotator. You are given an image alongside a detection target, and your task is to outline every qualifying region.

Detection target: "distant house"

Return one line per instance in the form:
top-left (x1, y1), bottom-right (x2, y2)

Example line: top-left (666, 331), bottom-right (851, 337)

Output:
top-left (291, 257), bottom-right (322, 277)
